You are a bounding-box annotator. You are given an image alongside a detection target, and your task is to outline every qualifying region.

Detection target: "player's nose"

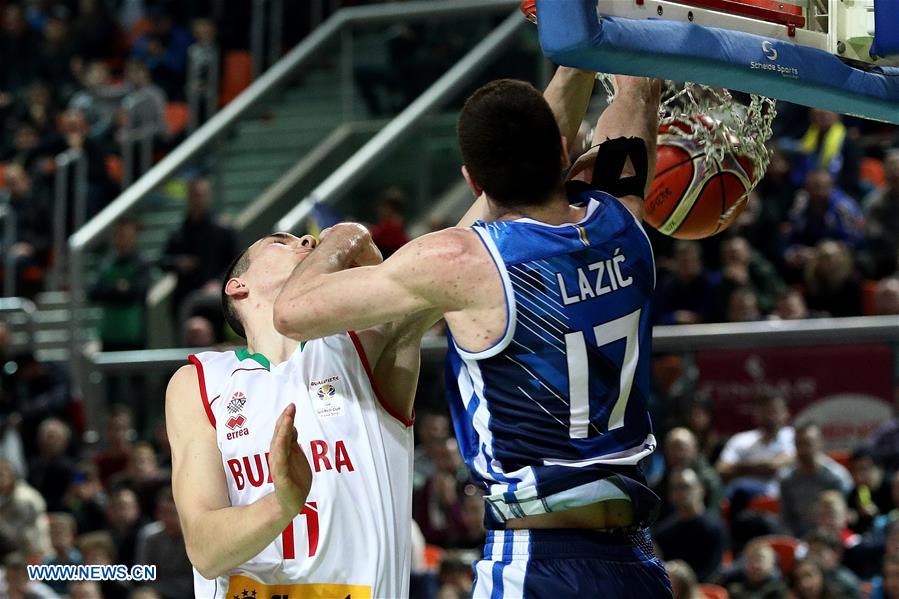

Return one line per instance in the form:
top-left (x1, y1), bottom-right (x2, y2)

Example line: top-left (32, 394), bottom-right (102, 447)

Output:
top-left (298, 235), bottom-right (317, 250)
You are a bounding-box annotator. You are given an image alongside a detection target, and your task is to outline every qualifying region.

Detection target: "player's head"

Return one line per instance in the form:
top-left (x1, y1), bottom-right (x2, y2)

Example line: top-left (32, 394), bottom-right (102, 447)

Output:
top-left (457, 79), bottom-right (566, 210)
top-left (222, 233), bottom-right (318, 339)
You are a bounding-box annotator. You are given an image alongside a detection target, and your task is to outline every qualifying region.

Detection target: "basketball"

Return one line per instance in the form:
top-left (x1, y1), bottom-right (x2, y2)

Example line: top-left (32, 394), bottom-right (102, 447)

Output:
top-left (644, 117), bottom-right (757, 240)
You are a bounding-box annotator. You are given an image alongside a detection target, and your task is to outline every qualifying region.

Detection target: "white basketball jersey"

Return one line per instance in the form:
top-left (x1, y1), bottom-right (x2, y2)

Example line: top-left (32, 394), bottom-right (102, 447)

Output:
top-left (187, 332), bottom-right (413, 599)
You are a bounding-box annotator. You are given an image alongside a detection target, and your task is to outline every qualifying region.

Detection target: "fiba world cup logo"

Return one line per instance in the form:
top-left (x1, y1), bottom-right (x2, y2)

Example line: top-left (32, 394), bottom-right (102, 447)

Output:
top-left (318, 384), bottom-right (336, 399)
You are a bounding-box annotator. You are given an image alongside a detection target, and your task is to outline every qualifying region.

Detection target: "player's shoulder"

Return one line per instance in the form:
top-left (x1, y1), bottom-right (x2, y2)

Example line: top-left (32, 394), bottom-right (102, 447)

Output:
top-left (402, 226), bottom-right (489, 268)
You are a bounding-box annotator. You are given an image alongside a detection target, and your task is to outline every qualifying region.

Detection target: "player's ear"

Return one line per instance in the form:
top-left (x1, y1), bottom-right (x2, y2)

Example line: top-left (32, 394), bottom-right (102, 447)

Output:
top-left (225, 277), bottom-right (249, 301)
top-left (461, 165), bottom-right (483, 198)
top-left (560, 135), bottom-right (571, 169)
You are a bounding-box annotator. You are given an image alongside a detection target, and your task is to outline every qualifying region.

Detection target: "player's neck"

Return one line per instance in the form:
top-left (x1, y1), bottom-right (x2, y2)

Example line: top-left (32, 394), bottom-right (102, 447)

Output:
top-left (244, 309), bottom-right (300, 365)
top-left (487, 192), bottom-right (584, 225)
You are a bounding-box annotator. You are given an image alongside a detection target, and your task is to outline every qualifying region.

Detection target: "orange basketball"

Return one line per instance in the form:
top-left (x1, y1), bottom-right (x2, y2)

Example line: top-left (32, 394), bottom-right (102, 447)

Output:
top-left (644, 118), bottom-right (756, 239)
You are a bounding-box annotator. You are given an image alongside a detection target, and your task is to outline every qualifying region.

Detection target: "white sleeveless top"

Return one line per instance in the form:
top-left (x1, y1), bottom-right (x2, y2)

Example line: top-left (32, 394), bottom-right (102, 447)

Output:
top-left (187, 332), bottom-right (413, 599)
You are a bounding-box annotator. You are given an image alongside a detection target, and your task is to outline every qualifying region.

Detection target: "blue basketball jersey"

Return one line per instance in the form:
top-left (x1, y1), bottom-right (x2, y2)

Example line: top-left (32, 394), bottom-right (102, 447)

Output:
top-left (445, 189), bottom-right (659, 528)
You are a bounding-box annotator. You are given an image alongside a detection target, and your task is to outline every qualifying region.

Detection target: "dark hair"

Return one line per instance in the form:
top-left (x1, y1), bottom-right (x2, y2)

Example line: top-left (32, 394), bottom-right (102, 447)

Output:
top-left (803, 529), bottom-right (842, 552)
top-left (221, 249), bottom-right (251, 339)
top-left (850, 445), bottom-right (877, 464)
top-left (457, 79), bottom-right (563, 208)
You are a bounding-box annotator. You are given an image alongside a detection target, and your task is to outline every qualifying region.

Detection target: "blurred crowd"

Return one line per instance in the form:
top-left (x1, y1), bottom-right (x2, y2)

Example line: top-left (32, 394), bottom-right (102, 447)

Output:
top-left (0, 1), bottom-right (898, 598)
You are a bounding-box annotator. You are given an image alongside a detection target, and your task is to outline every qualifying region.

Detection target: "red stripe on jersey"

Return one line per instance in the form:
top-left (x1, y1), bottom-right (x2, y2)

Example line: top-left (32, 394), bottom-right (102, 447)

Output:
top-left (348, 331), bottom-right (414, 427)
top-left (188, 355), bottom-right (216, 428)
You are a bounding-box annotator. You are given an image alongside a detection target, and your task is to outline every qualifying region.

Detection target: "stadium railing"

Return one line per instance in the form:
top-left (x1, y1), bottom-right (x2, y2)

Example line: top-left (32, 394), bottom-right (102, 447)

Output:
top-left (80, 316), bottom-right (899, 436)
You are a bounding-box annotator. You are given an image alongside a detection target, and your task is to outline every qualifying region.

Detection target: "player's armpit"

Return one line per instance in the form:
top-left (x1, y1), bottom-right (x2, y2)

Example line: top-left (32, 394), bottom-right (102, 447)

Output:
top-left (273, 228), bottom-right (480, 342)
top-left (166, 365), bottom-right (297, 579)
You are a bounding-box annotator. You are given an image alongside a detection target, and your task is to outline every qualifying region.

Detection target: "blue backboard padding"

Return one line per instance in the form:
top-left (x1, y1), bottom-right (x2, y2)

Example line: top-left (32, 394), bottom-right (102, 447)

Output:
top-left (872, 0), bottom-right (899, 58)
top-left (536, 0), bottom-right (899, 124)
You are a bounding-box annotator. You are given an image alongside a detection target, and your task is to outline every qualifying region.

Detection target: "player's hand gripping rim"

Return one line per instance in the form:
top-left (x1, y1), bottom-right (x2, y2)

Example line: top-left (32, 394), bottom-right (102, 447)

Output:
top-left (270, 403), bottom-right (313, 518)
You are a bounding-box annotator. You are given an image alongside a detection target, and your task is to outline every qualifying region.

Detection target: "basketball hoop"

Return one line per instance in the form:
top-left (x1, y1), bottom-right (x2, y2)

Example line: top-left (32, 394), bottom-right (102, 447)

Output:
top-left (593, 75), bottom-right (777, 223)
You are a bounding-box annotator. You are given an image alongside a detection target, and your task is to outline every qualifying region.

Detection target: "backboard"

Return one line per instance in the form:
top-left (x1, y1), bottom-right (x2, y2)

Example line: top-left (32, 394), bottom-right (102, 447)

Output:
top-left (535, 0), bottom-right (899, 123)
top-left (597, 0), bottom-right (896, 65)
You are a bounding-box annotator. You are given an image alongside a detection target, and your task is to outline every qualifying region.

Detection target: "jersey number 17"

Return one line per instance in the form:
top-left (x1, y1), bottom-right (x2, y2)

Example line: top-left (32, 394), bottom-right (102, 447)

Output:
top-left (565, 309), bottom-right (641, 438)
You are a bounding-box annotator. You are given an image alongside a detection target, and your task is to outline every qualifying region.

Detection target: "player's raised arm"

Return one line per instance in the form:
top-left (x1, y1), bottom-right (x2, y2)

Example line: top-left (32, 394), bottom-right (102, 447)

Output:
top-left (167, 365), bottom-right (312, 579)
top-left (569, 76), bottom-right (661, 220)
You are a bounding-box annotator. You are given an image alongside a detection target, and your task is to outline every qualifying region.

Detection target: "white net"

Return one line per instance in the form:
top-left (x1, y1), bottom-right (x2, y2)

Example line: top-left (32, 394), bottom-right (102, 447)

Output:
top-left (596, 74), bottom-right (777, 181)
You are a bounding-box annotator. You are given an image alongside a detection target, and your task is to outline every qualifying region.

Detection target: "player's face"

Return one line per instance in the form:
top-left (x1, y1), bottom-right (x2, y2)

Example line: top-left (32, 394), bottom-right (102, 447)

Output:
top-left (245, 233), bottom-right (318, 297)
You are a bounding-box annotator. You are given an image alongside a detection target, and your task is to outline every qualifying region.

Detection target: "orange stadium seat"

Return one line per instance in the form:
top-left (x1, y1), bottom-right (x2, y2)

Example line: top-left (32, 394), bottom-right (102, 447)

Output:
top-left (0, 162), bottom-right (6, 188)
top-left (423, 544), bottom-right (443, 571)
top-left (756, 535), bottom-right (800, 575)
top-left (861, 157), bottom-right (886, 189)
top-left (747, 494), bottom-right (780, 515)
top-left (220, 51), bottom-right (253, 106)
top-left (165, 102), bottom-right (190, 136)
top-left (699, 584), bottom-right (729, 599)
top-left (862, 280), bottom-right (880, 315)
top-left (106, 155), bottom-right (124, 184)
top-left (828, 449), bottom-right (851, 469)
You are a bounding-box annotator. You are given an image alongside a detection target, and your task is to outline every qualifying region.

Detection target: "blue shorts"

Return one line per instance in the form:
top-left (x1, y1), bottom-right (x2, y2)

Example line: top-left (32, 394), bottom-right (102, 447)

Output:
top-left (472, 529), bottom-right (672, 599)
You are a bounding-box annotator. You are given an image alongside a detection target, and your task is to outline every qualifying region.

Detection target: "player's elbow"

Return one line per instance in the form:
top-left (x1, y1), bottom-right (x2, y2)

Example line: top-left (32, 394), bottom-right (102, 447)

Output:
top-left (185, 534), bottom-right (227, 579)
top-left (272, 297), bottom-right (309, 340)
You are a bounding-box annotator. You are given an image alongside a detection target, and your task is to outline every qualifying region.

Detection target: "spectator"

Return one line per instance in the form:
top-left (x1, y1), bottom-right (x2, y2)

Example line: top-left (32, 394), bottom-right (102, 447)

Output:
top-left (861, 150), bottom-right (899, 278)
top-left (68, 60), bottom-right (127, 145)
top-left (27, 418), bottom-right (76, 512)
top-left (847, 447), bottom-right (893, 535)
top-left (802, 240), bottom-right (863, 317)
top-left (68, 580), bottom-right (103, 599)
top-left (787, 557), bottom-right (838, 599)
top-left (78, 531), bottom-right (131, 599)
top-left (0, 458), bottom-right (51, 560)
top-left (187, 17), bottom-right (219, 128)
top-left (34, 7), bottom-right (78, 101)
top-left (42, 512), bottom-right (82, 597)
top-left (803, 529), bottom-right (862, 599)
top-left (130, 8), bottom-right (193, 100)
top-left (665, 560), bottom-right (704, 599)
top-left (876, 278), bottom-right (899, 316)
top-left (717, 236), bottom-right (784, 316)
top-left (687, 400), bottom-right (724, 464)
top-left (722, 540), bottom-right (787, 599)
top-left (654, 241), bottom-right (721, 325)
top-left (104, 487), bottom-right (143, 567)
top-left (0, 5), bottom-right (39, 92)
top-left (771, 287), bottom-right (814, 320)
top-left (129, 588), bottom-right (162, 599)
top-left (436, 555), bottom-right (473, 599)
top-left (814, 490), bottom-right (859, 548)
top-left (121, 59), bottom-right (169, 154)
top-left (62, 462), bottom-right (107, 534)
top-left (654, 427), bottom-right (723, 519)
top-left (743, 144), bottom-right (797, 265)
top-left (725, 287), bottom-right (763, 322)
top-left (412, 437), bottom-right (469, 547)
top-left (159, 176), bottom-right (238, 326)
top-left (71, 0), bottom-right (118, 61)
top-left (871, 554), bottom-right (899, 599)
top-left (780, 422), bottom-right (852, 538)
top-left (182, 315), bottom-right (215, 348)
top-left (0, 552), bottom-right (59, 599)
top-left (413, 412), bottom-right (450, 490)
top-left (134, 487), bottom-right (192, 599)
top-left (109, 442), bottom-right (168, 520)
top-left (791, 109), bottom-right (862, 197)
top-left (654, 467), bottom-right (728, 581)
top-left (2, 163), bottom-right (52, 293)
top-left (94, 405), bottom-right (135, 486)
top-left (88, 218), bottom-right (151, 351)
top-left (786, 170), bottom-right (864, 270)
top-left (716, 394), bottom-right (795, 515)
top-left (369, 187), bottom-right (410, 258)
